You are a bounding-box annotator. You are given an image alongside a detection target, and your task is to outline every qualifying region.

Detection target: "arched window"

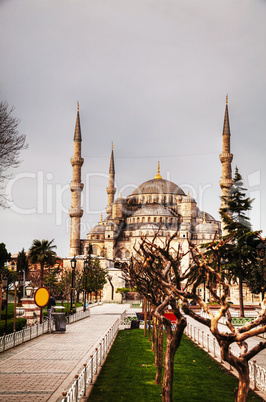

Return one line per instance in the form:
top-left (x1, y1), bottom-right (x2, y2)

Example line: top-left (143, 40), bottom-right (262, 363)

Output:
top-left (116, 250), bottom-right (122, 258)
top-left (92, 246), bottom-right (98, 255)
top-left (125, 250), bottom-right (130, 258)
top-left (148, 217), bottom-right (151, 223)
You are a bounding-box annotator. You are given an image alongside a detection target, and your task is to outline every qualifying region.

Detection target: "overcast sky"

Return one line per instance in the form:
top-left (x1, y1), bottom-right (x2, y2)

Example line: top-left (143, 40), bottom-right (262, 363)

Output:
top-left (1, 0), bottom-right (265, 258)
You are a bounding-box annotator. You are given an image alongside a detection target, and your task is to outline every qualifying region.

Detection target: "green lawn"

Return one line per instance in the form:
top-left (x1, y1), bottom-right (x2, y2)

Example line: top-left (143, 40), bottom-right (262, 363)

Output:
top-left (89, 330), bottom-right (263, 402)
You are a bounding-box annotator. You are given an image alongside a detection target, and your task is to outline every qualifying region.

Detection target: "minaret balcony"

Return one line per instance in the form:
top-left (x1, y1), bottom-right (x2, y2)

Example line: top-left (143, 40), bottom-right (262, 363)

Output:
top-left (106, 187), bottom-right (116, 195)
top-left (70, 182), bottom-right (84, 191)
top-left (71, 157), bottom-right (84, 167)
top-left (219, 178), bottom-right (233, 188)
top-left (69, 208), bottom-right (83, 218)
top-left (219, 153), bottom-right (233, 163)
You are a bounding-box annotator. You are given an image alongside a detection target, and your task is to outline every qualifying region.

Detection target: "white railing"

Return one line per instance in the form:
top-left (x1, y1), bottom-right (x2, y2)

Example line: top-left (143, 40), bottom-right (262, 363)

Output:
top-left (0, 308), bottom-right (91, 353)
top-left (184, 321), bottom-right (266, 392)
top-left (61, 318), bottom-right (120, 402)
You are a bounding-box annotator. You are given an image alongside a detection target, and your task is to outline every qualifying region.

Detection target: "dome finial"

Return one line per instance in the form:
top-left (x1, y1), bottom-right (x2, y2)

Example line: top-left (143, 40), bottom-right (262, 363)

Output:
top-left (154, 161), bottom-right (162, 180)
top-left (203, 212), bottom-right (206, 224)
top-left (100, 212), bottom-right (103, 225)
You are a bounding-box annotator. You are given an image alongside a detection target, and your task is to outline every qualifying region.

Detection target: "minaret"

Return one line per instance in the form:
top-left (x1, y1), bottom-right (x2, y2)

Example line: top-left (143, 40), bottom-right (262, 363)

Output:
top-left (106, 143), bottom-right (116, 216)
top-left (69, 102), bottom-right (84, 256)
top-left (219, 96), bottom-right (233, 233)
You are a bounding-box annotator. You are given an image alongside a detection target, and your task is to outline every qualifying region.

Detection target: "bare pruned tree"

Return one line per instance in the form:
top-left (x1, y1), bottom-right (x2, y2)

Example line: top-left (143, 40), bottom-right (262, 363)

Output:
top-left (123, 233), bottom-right (188, 401)
top-left (0, 101), bottom-right (27, 206)
top-left (124, 231), bottom-right (266, 402)
top-left (181, 237), bottom-right (266, 402)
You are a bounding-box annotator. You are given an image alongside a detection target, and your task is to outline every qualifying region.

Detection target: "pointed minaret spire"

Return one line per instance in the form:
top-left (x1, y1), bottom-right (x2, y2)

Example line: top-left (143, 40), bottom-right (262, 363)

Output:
top-left (69, 103), bottom-right (84, 256)
top-left (74, 101), bottom-right (82, 142)
top-left (219, 95), bottom-right (233, 234)
top-left (106, 143), bottom-right (116, 216)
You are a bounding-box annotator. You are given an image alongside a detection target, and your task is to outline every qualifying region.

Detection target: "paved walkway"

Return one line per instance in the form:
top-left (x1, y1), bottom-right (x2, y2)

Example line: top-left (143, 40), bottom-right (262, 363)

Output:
top-left (185, 315), bottom-right (266, 370)
top-left (0, 304), bottom-right (130, 402)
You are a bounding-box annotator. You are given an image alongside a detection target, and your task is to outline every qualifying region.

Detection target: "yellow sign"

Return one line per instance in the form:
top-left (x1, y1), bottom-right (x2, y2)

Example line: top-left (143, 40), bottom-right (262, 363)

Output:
top-left (34, 287), bottom-right (50, 308)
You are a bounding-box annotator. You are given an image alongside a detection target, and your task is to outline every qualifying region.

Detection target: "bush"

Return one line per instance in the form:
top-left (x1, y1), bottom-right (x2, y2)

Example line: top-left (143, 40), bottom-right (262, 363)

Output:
top-left (0, 317), bottom-right (27, 336)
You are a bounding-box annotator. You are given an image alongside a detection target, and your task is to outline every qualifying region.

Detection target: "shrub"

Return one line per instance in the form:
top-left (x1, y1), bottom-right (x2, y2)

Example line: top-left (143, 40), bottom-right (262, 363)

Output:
top-left (0, 317), bottom-right (27, 336)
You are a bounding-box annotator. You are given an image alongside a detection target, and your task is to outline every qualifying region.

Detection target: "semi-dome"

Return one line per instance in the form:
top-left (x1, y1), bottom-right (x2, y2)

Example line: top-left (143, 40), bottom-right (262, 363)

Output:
top-left (131, 178), bottom-right (185, 196)
top-left (89, 224), bottom-right (106, 235)
top-left (139, 223), bottom-right (160, 231)
top-left (131, 205), bottom-right (173, 217)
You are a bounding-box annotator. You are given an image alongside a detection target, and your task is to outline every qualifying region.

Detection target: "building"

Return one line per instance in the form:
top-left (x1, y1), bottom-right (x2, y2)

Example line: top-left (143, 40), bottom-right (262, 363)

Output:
top-left (64, 97), bottom-right (262, 304)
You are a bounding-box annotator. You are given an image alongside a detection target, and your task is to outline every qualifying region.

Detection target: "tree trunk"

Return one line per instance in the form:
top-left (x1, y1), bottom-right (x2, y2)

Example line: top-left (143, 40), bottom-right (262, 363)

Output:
top-left (220, 343), bottom-right (250, 402)
top-left (161, 317), bottom-right (186, 402)
top-left (153, 317), bottom-right (158, 362)
top-left (155, 320), bottom-right (164, 384)
top-left (144, 297), bottom-right (147, 337)
top-left (148, 304), bottom-right (152, 342)
top-left (239, 276), bottom-right (245, 318)
top-left (235, 366), bottom-right (250, 402)
top-left (152, 315), bottom-right (156, 352)
top-left (162, 326), bottom-right (176, 402)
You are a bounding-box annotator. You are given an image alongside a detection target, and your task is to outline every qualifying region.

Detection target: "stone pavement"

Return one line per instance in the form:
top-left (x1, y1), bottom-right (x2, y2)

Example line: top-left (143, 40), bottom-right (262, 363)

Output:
top-left (0, 303), bottom-right (130, 402)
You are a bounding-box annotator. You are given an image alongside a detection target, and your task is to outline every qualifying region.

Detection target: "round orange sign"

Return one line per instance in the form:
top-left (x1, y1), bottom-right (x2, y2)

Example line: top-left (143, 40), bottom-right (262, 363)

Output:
top-left (34, 287), bottom-right (50, 308)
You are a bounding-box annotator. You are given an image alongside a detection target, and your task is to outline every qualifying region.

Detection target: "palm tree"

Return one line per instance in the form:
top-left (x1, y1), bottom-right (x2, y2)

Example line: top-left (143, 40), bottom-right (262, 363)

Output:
top-left (28, 239), bottom-right (57, 286)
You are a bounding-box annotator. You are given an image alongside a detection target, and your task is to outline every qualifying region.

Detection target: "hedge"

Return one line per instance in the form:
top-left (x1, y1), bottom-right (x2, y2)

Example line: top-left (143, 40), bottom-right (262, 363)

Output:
top-left (0, 317), bottom-right (27, 336)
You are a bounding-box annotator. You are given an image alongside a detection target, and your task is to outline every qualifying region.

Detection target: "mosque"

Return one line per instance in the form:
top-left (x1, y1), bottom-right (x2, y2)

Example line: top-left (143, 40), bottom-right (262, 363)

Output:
top-left (65, 98), bottom-right (255, 303)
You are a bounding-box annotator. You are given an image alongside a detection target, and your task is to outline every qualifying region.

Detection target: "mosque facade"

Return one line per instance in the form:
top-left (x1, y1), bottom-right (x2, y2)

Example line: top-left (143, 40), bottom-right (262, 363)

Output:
top-left (65, 98), bottom-right (255, 303)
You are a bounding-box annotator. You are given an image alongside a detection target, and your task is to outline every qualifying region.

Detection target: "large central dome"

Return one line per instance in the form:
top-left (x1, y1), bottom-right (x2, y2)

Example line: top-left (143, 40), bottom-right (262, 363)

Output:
top-left (131, 178), bottom-right (185, 196)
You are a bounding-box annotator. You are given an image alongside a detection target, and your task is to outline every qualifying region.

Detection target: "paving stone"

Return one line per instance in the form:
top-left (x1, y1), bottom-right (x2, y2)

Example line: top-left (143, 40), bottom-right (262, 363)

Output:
top-left (0, 304), bottom-right (130, 402)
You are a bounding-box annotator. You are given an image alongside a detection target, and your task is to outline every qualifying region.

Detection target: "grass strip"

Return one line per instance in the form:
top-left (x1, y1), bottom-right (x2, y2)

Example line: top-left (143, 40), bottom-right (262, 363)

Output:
top-left (89, 329), bottom-right (262, 401)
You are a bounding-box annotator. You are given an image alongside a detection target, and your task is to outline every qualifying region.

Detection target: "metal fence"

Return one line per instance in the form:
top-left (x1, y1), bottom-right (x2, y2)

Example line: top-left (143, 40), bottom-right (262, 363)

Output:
top-left (61, 318), bottom-right (120, 402)
top-left (184, 321), bottom-right (266, 392)
top-left (0, 309), bottom-right (91, 353)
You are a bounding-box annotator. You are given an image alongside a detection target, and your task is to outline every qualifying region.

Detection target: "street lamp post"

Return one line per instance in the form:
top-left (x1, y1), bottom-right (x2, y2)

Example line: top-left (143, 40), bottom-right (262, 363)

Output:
top-left (3, 276), bottom-right (8, 334)
top-left (256, 242), bottom-right (266, 301)
top-left (83, 258), bottom-right (89, 312)
top-left (70, 256), bottom-right (76, 313)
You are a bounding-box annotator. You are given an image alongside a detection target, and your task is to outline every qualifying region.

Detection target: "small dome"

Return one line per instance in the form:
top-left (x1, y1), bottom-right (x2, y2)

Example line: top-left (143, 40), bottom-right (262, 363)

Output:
top-left (114, 197), bottom-right (124, 204)
top-left (131, 178), bottom-right (185, 196)
top-left (194, 222), bottom-right (217, 234)
top-left (198, 211), bottom-right (215, 221)
top-left (89, 224), bottom-right (106, 235)
top-left (182, 195), bottom-right (196, 203)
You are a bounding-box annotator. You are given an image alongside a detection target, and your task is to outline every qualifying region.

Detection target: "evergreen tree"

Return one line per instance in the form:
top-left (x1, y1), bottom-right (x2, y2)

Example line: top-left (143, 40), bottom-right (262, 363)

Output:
top-left (0, 243), bottom-right (10, 269)
top-left (16, 248), bottom-right (29, 278)
top-left (220, 167), bottom-right (260, 317)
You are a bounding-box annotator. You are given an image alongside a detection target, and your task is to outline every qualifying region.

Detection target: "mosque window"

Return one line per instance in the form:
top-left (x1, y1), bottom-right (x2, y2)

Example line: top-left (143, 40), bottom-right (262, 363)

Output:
top-left (125, 250), bottom-right (130, 258)
top-left (92, 246), bottom-right (98, 255)
top-left (148, 196), bottom-right (151, 203)
top-left (148, 217), bottom-right (151, 222)
top-left (154, 217), bottom-right (156, 222)
top-left (142, 217), bottom-right (145, 223)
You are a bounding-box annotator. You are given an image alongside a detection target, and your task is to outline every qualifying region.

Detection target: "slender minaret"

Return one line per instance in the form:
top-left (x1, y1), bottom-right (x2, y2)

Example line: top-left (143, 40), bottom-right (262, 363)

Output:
top-left (69, 102), bottom-right (84, 256)
top-left (219, 95), bottom-right (233, 233)
top-left (106, 143), bottom-right (116, 216)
